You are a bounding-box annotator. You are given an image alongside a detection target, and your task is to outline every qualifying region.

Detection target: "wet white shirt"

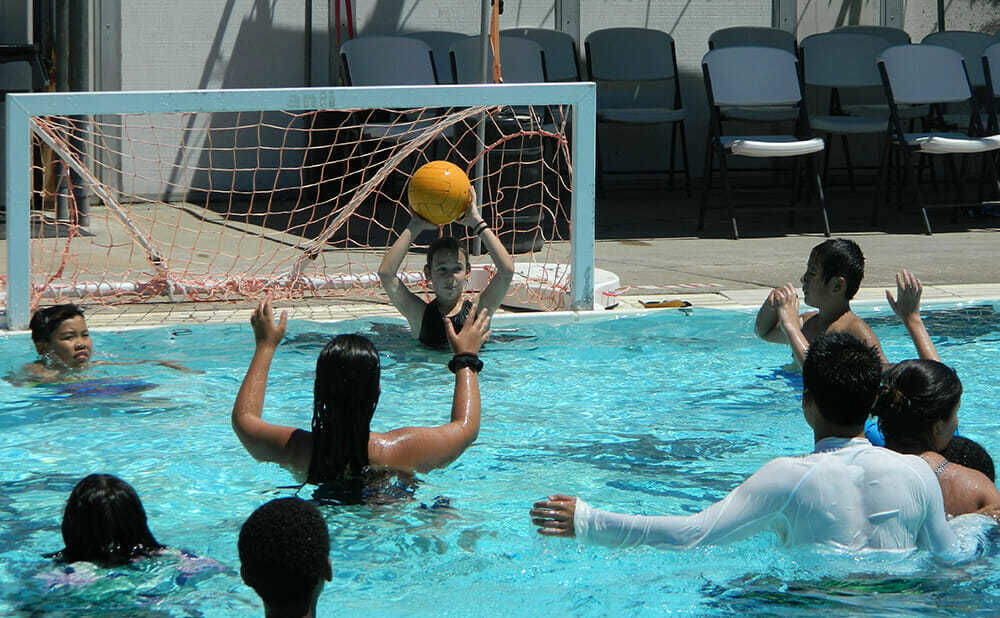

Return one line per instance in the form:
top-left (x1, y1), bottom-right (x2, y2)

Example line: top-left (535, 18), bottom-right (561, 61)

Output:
top-left (575, 437), bottom-right (980, 562)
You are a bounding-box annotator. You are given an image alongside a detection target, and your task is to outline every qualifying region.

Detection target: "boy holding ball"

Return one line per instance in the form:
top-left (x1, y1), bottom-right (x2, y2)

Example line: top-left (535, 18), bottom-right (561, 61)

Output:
top-left (378, 185), bottom-right (514, 347)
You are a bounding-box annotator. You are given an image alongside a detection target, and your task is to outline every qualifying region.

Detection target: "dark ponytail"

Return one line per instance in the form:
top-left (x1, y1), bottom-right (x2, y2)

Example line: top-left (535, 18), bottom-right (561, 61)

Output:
top-left (307, 334), bottom-right (381, 491)
top-left (873, 359), bottom-right (962, 453)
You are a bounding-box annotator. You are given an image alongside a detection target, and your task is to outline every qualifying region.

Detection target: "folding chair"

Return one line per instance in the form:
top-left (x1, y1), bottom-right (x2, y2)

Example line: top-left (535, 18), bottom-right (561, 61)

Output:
top-left (340, 36), bottom-right (437, 85)
top-left (450, 35), bottom-right (547, 84)
top-left (832, 25), bottom-right (910, 46)
top-left (985, 42), bottom-right (1000, 134)
top-left (877, 44), bottom-right (1000, 234)
top-left (799, 32), bottom-right (891, 192)
top-left (921, 31), bottom-right (998, 130)
top-left (405, 31), bottom-right (465, 85)
top-left (501, 28), bottom-right (580, 82)
top-left (585, 27), bottom-right (691, 196)
top-left (707, 27), bottom-right (800, 123)
top-left (701, 47), bottom-right (829, 239)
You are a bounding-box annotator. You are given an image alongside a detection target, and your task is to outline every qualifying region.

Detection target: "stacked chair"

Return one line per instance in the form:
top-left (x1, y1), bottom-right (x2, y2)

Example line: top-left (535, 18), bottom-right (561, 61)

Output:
top-left (700, 46), bottom-right (830, 239)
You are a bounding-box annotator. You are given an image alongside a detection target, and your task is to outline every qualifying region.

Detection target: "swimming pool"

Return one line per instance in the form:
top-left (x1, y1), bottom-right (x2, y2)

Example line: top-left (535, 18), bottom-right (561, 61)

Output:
top-left (2, 301), bottom-right (999, 615)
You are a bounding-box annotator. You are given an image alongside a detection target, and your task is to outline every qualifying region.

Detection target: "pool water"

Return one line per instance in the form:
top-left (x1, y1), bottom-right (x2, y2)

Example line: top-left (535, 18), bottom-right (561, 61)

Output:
top-left (1, 302), bottom-right (1000, 615)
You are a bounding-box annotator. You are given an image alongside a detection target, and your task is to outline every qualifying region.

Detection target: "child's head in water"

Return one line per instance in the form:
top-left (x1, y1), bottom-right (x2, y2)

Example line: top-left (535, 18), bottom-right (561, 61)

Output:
top-left (29, 304), bottom-right (92, 369)
top-left (424, 237), bottom-right (471, 308)
top-left (801, 239), bottom-right (865, 309)
top-left (51, 474), bottom-right (164, 566)
top-left (239, 497), bottom-right (332, 617)
top-left (941, 436), bottom-right (995, 482)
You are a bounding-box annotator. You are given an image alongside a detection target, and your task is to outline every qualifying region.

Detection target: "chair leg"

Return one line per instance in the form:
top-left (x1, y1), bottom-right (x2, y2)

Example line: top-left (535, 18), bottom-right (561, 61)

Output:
top-left (809, 154), bottom-right (830, 237)
top-left (595, 129), bottom-right (606, 198)
top-left (873, 140), bottom-right (891, 227)
top-left (718, 151), bottom-right (738, 239)
top-left (903, 149), bottom-right (933, 235)
top-left (841, 134), bottom-right (856, 193)
top-left (679, 121), bottom-right (692, 198)
top-left (668, 121), bottom-right (678, 190)
top-left (822, 132), bottom-right (833, 186)
top-left (698, 139), bottom-right (715, 232)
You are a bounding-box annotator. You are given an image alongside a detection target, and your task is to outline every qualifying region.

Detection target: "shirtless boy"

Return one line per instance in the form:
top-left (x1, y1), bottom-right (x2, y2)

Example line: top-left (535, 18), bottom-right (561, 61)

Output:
top-left (378, 188), bottom-right (514, 347)
top-left (755, 238), bottom-right (886, 368)
top-left (16, 303), bottom-right (198, 384)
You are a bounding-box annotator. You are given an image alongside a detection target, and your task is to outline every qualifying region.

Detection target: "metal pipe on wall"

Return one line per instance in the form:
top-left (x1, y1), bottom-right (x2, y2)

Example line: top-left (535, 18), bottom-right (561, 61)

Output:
top-left (68, 0), bottom-right (90, 226)
top-left (472, 0), bottom-right (491, 255)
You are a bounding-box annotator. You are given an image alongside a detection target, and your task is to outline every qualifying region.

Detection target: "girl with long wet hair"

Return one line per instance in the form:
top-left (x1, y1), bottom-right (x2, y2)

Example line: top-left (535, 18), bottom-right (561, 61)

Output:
top-left (48, 474), bottom-right (164, 566)
top-left (232, 298), bottom-right (490, 491)
top-left (874, 270), bottom-right (1000, 517)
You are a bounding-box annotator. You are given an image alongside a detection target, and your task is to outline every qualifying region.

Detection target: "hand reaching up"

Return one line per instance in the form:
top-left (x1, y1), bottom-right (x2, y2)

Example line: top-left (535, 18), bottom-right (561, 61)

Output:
top-left (444, 299), bottom-right (490, 356)
top-left (886, 269), bottom-right (922, 320)
top-left (250, 298), bottom-right (287, 349)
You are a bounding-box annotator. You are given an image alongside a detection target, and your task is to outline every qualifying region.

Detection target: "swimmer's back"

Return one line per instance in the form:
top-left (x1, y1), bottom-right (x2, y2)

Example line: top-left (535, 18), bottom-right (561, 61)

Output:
top-left (783, 440), bottom-right (936, 549)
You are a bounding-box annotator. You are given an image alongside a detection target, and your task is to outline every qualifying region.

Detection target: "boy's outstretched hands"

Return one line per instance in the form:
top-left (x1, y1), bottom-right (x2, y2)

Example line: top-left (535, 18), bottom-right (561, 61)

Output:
top-left (886, 269), bottom-right (922, 319)
top-left (530, 494), bottom-right (578, 537)
top-left (250, 298), bottom-right (287, 349)
top-left (444, 298), bottom-right (491, 356)
top-left (770, 283), bottom-right (800, 327)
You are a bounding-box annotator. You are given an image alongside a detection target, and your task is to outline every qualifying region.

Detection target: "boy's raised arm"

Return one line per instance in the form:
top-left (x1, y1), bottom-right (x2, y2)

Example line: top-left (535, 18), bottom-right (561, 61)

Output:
top-left (378, 215), bottom-right (438, 334)
top-left (774, 284), bottom-right (810, 368)
top-left (755, 288), bottom-right (790, 343)
top-left (887, 269), bottom-right (939, 362)
top-left (457, 188), bottom-right (514, 317)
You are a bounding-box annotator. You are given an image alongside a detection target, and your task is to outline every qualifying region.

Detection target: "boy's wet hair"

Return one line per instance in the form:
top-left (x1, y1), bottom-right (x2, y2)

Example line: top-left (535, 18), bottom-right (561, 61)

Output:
top-left (425, 236), bottom-right (471, 271)
top-left (30, 304), bottom-right (85, 344)
top-left (941, 436), bottom-right (995, 482)
top-left (239, 497), bottom-right (331, 614)
top-left (50, 474), bottom-right (164, 566)
top-left (873, 359), bottom-right (962, 453)
top-left (802, 332), bottom-right (881, 427)
top-left (810, 239), bottom-right (864, 300)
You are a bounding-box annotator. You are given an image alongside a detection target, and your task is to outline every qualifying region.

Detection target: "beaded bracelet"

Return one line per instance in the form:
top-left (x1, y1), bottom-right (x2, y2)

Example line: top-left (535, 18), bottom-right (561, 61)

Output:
top-left (448, 353), bottom-right (484, 373)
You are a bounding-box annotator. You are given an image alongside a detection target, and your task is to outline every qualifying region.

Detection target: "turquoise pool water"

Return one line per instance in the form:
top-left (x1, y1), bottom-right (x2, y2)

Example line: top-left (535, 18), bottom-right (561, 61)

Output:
top-left (1, 302), bottom-right (999, 615)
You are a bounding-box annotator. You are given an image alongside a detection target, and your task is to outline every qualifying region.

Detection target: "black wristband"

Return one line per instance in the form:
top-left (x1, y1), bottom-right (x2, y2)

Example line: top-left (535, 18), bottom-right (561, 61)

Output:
top-left (448, 353), bottom-right (483, 373)
top-left (473, 221), bottom-right (489, 236)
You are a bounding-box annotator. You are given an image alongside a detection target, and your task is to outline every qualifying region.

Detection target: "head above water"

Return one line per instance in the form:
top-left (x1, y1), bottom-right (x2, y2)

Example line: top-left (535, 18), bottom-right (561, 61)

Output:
top-left (424, 237), bottom-right (471, 305)
top-left (940, 436), bottom-right (995, 482)
top-left (54, 474), bottom-right (163, 566)
top-left (874, 359), bottom-right (962, 453)
top-left (238, 497), bottom-right (332, 617)
top-left (29, 304), bottom-right (93, 368)
top-left (308, 334), bottom-right (381, 486)
top-left (806, 238), bottom-right (865, 300)
top-left (802, 332), bottom-right (882, 428)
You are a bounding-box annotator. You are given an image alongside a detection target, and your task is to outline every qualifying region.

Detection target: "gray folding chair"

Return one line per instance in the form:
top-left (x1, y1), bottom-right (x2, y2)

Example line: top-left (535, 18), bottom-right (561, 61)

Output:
top-left (502, 28), bottom-right (580, 82)
top-left (340, 36), bottom-right (436, 86)
top-left (922, 31), bottom-right (998, 130)
top-left (701, 47), bottom-right (829, 239)
top-left (800, 32), bottom-right (891, 192)
top-left (707, 26), bottom-right (800, 124)
top-left (405, 31), bottom-right (465, 84)
top-left (450, 35), bottom-right (547, 84)
top-left (833, 25), bottom-right (911, 46)
top-left (585, 27), bottom-right (691, 196)
top-left (985, 42), bottom-right (1000, 134)
top-left (878, 44), bottom-right (1000, 233)
top-left (340, 37), bottom-right (445, 162)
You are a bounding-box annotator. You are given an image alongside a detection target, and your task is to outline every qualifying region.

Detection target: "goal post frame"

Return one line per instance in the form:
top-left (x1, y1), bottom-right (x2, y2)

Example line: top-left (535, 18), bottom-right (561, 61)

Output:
top-left (4, 82), bottom-right (597, 329)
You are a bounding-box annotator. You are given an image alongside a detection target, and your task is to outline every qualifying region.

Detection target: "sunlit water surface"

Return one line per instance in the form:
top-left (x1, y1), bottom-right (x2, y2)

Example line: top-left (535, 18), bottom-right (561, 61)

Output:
top-left (1, 302), bottom-right (999, 616)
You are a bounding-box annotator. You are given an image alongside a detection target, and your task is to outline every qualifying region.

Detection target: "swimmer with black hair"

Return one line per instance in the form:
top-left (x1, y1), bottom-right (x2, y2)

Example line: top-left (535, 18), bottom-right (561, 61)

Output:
top-left (231, 298), bottom-right (490, 498)
top-left (41, 474), bottom-right (221, 588)
top-left (238, 497), bottom-right (332, 617)
top-left (378, 187), bottom-right (514, 347)
top-left (11, 303), bottom-right (200, 384)
top-left (869, 270), bottom-right (1000, 517)
top-left (755, 238), bottom-right (887, 368)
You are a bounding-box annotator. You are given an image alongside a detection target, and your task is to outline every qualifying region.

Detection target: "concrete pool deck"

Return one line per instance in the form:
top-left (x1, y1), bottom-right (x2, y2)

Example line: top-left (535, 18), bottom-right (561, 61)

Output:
top-left (3, 187), bottom-right (998, 330)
